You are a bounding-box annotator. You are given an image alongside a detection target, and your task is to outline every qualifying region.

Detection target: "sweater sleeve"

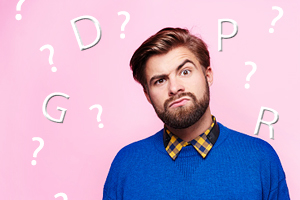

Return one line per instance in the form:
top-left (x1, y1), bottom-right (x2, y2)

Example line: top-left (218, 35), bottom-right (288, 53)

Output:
top-left (259, 142), bottom-right (290, 200)
top-left (103, 152), bottom-right (123, 200)
top-left (103, 145), bottom-right (132, 200)
top-left (267, 178), bottom-right (290, 200)
top-left (103, 163), bottom-right (118, 200)
top-left (102, 190), bottom-right (114, 200)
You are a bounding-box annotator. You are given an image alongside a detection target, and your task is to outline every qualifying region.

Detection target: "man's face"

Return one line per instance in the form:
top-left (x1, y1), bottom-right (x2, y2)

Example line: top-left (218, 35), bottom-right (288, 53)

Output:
top-left (144, 46), bottom-right (213, 129)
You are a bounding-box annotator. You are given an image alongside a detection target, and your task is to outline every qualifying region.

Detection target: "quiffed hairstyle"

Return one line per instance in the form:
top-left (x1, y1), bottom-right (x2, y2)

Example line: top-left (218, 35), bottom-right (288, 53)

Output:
top-left (130, 27), bottom-right (210, 90)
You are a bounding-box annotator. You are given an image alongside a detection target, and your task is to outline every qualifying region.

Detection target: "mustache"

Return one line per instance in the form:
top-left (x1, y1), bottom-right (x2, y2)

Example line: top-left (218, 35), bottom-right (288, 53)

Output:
top-left (163, 92), bottom-right (197, 110)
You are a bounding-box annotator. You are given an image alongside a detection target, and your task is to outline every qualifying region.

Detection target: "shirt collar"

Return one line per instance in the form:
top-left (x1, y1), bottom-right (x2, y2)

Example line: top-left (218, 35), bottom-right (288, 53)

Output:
top-left (163, 115), bottom-right (219, 160)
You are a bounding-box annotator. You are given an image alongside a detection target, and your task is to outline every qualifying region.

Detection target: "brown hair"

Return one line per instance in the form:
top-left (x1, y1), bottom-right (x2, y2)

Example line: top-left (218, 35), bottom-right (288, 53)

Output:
top-left (130, 27), bottom-right (210, 90)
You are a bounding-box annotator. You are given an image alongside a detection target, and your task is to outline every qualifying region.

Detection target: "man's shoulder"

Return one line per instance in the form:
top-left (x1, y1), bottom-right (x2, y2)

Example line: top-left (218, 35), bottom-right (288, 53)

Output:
top-left (121, 128), bottom-right (162, 150)
top-left (219, 123), bottom-right (278, 158)
top-left (218, 123), bottom-right (289, 199)
top-left (111, 129), bottom-right (163, 163)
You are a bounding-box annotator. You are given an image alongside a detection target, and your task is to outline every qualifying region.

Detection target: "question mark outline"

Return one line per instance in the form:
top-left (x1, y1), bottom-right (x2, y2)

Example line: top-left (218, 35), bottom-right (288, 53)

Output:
top-left (15, 0), bottom-right (25, 20)
top-left (40, 44), bottom-right (57, 72)
top-left (269, 6), bottom-right (284, 33)
top-left (89, 104), bottom-right (104, 128)
top-left (245, 61), bottom-right (257, 89)
top-left (32, 137), bottom-right (44, 165)
top-left (118, 11), bottom-right (130, 39)
top-left (54, 192), bottom-right (68, 200)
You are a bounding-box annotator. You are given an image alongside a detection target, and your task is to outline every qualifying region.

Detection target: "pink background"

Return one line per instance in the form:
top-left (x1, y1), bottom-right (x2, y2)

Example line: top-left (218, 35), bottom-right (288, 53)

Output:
top-left (1, 0), bottom-right (300, 199)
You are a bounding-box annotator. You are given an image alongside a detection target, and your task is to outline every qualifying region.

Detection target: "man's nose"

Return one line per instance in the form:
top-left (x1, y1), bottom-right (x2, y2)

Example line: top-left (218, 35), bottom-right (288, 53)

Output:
top-left (168, 78), bottom-right (185, 96)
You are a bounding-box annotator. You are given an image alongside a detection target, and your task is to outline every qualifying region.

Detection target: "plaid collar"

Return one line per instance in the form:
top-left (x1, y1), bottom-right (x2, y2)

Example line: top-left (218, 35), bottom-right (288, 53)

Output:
top-left (163, 116), bottom-right (219, 160)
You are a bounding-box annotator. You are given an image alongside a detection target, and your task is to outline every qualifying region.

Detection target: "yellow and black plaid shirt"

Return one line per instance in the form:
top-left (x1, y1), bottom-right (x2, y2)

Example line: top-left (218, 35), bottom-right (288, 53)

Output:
top-left (163, 116), bottom-right (219, 160)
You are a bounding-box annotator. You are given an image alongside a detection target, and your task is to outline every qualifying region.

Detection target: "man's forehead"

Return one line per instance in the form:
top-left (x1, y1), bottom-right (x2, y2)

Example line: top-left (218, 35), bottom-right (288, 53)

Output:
top-left (145, 47), bottom-right (199, 75)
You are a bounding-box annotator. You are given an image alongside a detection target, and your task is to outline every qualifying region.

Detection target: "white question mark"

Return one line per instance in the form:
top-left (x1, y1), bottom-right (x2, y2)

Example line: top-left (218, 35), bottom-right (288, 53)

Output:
top-left (244, 61), bottom-right (257, 89)
top-left (89, 104), bottom-right (104, 128)
top-left (15, 0), bottom-right (25, 20)
top-left (269, 6), bottom-right (283, 33)
top-left (31, 137), bottom-right (44, 166)
top-left (40, 44), bottom-right (57, 72)
top-left (118, 11), bottom-right (130, 39)
top-left (54, 193), bottom-right (68, 200)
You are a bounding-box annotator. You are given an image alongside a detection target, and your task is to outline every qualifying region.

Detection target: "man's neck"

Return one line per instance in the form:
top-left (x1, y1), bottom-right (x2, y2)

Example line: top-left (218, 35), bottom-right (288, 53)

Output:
top-left (165, 107), bottom-right (213, 142)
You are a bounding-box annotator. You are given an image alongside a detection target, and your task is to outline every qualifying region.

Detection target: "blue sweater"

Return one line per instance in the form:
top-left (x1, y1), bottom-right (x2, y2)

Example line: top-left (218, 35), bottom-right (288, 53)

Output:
top-left (103, 123), bottom-right (290, 199)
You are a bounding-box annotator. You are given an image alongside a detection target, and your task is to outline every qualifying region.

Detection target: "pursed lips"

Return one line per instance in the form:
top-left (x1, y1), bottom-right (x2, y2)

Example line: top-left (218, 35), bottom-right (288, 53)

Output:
top-left (169, 97), bottom-right (190, 108)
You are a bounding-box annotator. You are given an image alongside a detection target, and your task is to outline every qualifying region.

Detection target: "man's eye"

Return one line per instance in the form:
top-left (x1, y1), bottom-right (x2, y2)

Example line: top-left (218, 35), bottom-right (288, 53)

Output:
top-left (154, 79), bottom-right (165, 85)
top-left (181, 69), bottom-right (191, 75)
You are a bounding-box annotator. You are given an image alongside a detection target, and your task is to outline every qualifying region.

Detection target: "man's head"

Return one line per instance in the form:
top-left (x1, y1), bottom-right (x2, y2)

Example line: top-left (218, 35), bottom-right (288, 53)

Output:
top-left (130, 27), bottom-right (213, 129)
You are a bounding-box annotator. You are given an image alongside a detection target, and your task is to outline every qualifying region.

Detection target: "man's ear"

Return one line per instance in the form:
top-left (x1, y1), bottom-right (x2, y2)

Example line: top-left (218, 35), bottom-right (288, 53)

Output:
top-left (206, 66), bottom-right (213, 86)
top-left (143, 87), bottom-right (152, 104)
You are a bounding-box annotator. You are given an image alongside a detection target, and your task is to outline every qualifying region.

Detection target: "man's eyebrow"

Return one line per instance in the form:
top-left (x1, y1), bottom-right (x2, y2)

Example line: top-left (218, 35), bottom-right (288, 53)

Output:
top-left (149, 59), bottom-right (196, 85)
top-left (176, 59), bottom-right (196, 72)
top-left (149, 74), bottom-right (166, 85)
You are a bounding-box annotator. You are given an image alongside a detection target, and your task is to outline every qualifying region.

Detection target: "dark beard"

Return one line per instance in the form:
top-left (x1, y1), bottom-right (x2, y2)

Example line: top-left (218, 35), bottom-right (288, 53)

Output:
top-left (152, 81), bottom-right (210, 129)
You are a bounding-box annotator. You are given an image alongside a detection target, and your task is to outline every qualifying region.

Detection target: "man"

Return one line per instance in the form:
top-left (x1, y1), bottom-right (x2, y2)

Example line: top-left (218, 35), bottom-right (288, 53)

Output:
top-left (103, 27), bottom-right (290, 199)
